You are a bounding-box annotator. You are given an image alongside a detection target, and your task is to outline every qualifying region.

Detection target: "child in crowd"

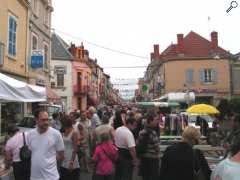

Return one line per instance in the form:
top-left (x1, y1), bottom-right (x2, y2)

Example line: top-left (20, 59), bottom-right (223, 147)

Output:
top-left (92, 133), bottom-right (118, 180)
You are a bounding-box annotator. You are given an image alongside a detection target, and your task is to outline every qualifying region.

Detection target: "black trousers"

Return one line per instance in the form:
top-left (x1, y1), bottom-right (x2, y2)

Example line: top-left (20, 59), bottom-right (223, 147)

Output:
top-left (95, 174), bottom-right (114, 180)
top-left (12, 161), bottom-right (31, 180)
top-left (60, 167), bottom-right (80, 180)
top-left (115, 155), bottom-right (134, 180)
top-left (141, 157), bottom-right (159, 180)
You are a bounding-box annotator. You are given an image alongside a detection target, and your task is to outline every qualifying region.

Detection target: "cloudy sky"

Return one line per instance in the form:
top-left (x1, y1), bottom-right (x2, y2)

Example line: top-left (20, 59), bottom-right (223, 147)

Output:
top-left (52, 0), bottom-right (240, 98)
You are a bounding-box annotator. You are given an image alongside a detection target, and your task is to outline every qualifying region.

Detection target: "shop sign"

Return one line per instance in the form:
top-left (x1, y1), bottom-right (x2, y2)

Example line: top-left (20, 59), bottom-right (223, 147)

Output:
top-left (31, 50), bottom-right (44, 68)
top-left (192, 88), bottom-right (217, 93)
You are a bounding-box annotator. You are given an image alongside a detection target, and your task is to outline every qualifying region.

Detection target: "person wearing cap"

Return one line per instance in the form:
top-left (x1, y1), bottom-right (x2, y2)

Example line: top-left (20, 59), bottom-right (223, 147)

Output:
top-left (5, 125), bottom-right (30, 180)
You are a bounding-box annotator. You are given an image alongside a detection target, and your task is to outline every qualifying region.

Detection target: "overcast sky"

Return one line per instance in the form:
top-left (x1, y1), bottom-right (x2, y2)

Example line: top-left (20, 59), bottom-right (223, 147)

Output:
top-left (52, 0), bottom-right (240, 98)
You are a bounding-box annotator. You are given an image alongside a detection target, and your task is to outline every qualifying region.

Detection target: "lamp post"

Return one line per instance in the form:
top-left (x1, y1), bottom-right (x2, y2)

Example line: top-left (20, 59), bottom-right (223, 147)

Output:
top-left (184, 84), bottom-right (191, 107)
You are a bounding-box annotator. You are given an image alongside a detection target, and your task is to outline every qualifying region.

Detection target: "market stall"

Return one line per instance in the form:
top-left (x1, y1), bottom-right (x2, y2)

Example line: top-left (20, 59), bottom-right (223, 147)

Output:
top-left (0, 73), bottom-right (46, 135)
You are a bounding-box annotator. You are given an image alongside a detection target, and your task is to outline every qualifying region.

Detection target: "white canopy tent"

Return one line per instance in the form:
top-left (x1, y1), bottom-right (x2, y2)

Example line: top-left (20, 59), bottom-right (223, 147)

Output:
top-left (0, 72), bottom-right (46, 135)
top-left (0, 73), bottom-right (46, 102)
top-left (154, 92), bottom-right (195, 103)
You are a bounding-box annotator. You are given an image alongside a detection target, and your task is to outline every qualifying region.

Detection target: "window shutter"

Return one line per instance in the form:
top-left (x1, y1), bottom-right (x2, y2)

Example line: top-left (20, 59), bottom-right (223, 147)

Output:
top-left (0, 43), bottom-right (4, 65)
top-left (200, 69), bottom-right (205, 83)
top-left (186, 69), bottom-right (194, 83)
top-left (212, 69), bottom-right (218, 84)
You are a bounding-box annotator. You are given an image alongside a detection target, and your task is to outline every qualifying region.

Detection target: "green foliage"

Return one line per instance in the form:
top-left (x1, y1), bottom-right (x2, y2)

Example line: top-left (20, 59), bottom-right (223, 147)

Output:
top-left (229, 97), bottom-right (240, 114)
top-left (217, 99), bottom-right (232, 119)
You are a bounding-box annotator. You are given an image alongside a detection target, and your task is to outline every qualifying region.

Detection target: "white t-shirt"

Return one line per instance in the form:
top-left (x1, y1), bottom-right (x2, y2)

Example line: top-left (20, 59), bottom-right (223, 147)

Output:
top-left (27, 127), bottom-right (64, 180)
top-left (115, 126), bottom-right (135, 149)
top-left (211, 158), bottom-right (240, 180)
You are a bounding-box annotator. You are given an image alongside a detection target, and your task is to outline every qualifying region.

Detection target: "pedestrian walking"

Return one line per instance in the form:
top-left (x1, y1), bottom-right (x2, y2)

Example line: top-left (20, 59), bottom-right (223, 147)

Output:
top-left (92, 133), bottom-right (118, 180)
top-left (160, 126), bottom-right (211, 180)
top-left (93, 114), bottom-right (115, 145)
top-left (27, 110), bottom-right (64, 180)
top-left (88, 106), bottom-right (101, 129)
top-left (223, 114), bottom-right (240, 157)
top-left (4, 125), bottom-right (31, 180)
top-left (114, 117), bottom-right (137, 180)
top-left (51, 112), bottom-right (61, 131)
top-left (78, 111), bottom-right (91, 173)
top-left (137, 111), bottom-right (160, 180)
top-left (211, 133), bottom-right (240, 180)
top-left (60, 115), bottom-right (80, 180)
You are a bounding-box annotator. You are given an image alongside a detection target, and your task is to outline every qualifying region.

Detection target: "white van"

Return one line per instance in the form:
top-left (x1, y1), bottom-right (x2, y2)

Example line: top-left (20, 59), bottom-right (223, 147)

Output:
top-left (180, 112), bottom-right (214, 129)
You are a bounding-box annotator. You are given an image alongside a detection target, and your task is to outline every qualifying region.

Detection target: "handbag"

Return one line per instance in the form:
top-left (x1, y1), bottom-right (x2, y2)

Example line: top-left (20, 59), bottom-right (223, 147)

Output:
top-left (193, 149), bottom-right (206, 180)
top-left (19, 132), bottom-right (32, 161)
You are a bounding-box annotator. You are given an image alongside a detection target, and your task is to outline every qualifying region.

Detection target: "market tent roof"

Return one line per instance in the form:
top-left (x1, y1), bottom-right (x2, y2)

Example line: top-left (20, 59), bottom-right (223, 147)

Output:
top-left (0, 73), bottom-right (46, 102)
top-left (136, 102), bottom-right (180, 107)
top-left (46, 87), bottom-right (60, 102)
top-left (154, 92), bottom-right (195, 102)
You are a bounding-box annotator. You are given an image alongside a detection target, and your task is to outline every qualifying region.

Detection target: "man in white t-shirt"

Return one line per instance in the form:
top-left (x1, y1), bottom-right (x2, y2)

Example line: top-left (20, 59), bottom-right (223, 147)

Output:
top-left (211, 133), bottom-right (240, 180)
top-left (115, 117), bottom-right (137, 180)
top-left (27, 110), bottom-right (64, 180)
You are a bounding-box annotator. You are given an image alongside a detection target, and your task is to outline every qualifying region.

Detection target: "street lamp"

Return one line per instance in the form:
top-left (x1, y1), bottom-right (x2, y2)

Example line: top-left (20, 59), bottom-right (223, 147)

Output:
top-left (184, 84), bottom-right (191, 107)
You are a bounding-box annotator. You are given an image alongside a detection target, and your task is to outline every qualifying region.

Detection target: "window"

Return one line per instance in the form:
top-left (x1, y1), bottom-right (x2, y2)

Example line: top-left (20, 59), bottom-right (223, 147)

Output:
top-left (55, 66), bottom-right (66, 87)
top-left (200, 68), bottom-right (217, 84)
top-left (185, 69), bottom-right (194, 84)
top-left (57, 74), bottom-right (64, 87)
top-left (204, 69), bottom-right (213, 83)
top-left (32, 33), bottom-right (38, 50)
top-left (8, 15), bottom-right (17, 57)
top-left (44, 43), bottom-right (49, 69)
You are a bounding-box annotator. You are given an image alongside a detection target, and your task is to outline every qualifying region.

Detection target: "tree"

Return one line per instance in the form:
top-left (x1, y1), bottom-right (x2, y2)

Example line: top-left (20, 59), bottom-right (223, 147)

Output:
top-left (229, 97), bottom-right (240, 114)
top-left (217, 99), bottom-right (232, 119)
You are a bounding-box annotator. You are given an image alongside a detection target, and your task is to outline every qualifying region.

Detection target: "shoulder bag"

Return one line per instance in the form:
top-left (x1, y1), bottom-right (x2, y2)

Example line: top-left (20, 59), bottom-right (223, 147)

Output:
top-left (19, 132), bottom-right (32, 161)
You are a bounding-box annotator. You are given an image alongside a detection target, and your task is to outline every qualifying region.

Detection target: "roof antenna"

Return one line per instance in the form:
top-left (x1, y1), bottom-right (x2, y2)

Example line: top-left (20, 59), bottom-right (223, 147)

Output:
top-left (207, 16), bottom-right (211, 39)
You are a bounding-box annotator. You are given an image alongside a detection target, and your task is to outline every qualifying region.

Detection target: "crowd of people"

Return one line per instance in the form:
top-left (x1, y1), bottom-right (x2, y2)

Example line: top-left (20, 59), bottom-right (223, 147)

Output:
top-left (3, 105), bottom-right (240, 180)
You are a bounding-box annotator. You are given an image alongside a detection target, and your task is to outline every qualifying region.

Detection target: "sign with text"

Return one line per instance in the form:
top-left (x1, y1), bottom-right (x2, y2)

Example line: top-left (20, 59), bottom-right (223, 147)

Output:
top-left (31, 50), bottom-right (44, 68)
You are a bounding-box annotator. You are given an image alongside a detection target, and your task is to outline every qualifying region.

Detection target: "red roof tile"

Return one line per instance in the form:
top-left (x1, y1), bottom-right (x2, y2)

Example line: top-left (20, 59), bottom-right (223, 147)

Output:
top-left (159, 31), bottom-right (230, 60)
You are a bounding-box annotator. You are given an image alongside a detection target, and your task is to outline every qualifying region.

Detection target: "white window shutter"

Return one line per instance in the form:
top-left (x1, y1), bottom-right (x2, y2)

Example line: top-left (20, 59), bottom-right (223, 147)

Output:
top-left (200, 69), bottom-right (205, 83)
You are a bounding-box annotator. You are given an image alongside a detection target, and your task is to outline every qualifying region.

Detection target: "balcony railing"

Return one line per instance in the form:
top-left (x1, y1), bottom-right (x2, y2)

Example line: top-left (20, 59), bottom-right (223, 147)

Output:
top-left (73, 85), bottom-right (90, 94)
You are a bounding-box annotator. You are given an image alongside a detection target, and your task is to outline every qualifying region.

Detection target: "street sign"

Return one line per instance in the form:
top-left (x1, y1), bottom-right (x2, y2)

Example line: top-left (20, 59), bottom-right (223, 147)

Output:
top-left (31, 50), bottom-right (44, 68)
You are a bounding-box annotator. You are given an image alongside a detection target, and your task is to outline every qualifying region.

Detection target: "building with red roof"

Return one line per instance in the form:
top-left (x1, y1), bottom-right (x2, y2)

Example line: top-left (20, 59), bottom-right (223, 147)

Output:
top-left (144, 31), bottom-right (232, 105)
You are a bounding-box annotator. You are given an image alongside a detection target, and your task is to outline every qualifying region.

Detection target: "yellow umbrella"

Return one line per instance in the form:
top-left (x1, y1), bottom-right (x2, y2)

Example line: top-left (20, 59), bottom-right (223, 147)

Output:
top-left (186, 104), bottom-right (220, 114)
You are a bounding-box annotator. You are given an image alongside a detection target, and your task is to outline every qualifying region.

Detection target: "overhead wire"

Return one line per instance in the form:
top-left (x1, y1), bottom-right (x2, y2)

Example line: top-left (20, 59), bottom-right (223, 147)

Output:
top-left (52, 28), bottom-right (149, 60)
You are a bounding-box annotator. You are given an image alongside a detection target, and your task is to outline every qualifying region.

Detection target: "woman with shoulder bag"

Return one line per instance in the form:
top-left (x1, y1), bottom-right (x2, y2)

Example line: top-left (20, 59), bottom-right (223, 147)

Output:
top-left (160, 126), bottom-right (211, 180)
top-left (5, 125), bottom-right (31, 180)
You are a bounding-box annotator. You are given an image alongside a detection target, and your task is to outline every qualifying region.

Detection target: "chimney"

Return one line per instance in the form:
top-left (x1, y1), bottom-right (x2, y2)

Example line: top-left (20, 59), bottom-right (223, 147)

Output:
top-left (84, 50), bottom-right (89, 59)
top-left (79, 43), bottom-right (85, 59)
top-left (211, 31), bottom-right (218, 50)
top-left (150, 53), bottom-right (154, 61)
top-left (153, 44), bottom-right (160, 60)
top-left (69, 43), bottom-right (76, 57)
top-left (177, 34), bottom-right (184, 54)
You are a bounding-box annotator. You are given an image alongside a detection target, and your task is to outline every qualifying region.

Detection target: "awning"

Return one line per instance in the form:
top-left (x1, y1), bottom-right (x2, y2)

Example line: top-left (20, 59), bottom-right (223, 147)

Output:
top-left (154, 92), bottom-right (195, 103)
top-left (136, 102), bottom-right (180, 108)
top-left (0, 73), bottom-right (46, 102)
top-left (46, 87), bottom-right (60, 102)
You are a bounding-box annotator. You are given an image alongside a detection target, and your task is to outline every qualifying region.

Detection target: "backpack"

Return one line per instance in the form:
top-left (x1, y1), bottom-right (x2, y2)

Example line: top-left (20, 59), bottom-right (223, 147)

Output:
top-left (19, 132), bottom-right (31, 161)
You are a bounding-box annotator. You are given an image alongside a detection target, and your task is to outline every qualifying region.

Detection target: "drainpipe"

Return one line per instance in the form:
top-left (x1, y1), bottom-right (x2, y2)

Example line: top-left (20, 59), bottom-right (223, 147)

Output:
top-left (229, 57), bottom-right (234, 99)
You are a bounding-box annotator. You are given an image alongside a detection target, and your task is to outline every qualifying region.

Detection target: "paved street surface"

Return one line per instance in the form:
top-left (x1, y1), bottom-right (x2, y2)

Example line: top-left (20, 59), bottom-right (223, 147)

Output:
top-left (80, 168), bottom-right (142, 180)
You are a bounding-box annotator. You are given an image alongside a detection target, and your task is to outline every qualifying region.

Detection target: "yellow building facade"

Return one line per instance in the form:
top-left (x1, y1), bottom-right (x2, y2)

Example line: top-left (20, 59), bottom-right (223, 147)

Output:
top-left (0, 0), bottom-right (29, 80)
